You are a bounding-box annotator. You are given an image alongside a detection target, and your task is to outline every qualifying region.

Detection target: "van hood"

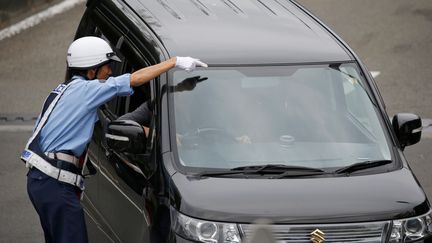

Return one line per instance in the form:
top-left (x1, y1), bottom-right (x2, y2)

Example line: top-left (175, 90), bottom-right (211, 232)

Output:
top-left (170, 168), bottom-right (429, 223)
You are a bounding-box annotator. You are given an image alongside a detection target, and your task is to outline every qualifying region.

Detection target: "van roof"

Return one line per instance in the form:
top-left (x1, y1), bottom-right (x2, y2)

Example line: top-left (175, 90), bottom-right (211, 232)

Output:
top-left (130, 0), bottom-right (352, 65)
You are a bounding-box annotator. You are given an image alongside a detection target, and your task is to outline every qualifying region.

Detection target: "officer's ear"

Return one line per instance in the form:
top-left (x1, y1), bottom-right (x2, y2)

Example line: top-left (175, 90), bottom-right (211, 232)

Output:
top-left (86, 68), bottom-right (97, 80)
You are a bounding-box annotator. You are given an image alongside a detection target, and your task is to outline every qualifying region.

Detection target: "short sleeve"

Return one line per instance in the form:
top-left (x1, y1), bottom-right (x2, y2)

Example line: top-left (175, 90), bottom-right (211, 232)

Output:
top-left (84, 74), bottom-right (134, 110)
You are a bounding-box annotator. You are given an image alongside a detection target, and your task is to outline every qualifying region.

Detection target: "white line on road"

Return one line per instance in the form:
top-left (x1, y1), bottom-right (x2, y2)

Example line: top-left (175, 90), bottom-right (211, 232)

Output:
top-left (370, 71), bottom-right (381, 78)
top-left (0, 0), bottom-right (85, 41)
top-left (0, 125), bottom-right (34, 132)
top-left (422, 119), bottom-right (432, 138)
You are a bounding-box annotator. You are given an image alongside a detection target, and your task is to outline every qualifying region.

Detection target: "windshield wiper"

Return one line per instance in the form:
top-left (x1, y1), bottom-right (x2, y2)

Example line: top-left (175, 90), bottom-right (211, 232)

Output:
top-left (335, 160), bottom-right (392, 174)
top-left (194, 164), bottom-right (325, 178)
top-left (231, 164), bottom-right (325, 174)
top-left (270, 170), bottom-right (328, 179)
top-left (192, 170), bottom-right (246, 178)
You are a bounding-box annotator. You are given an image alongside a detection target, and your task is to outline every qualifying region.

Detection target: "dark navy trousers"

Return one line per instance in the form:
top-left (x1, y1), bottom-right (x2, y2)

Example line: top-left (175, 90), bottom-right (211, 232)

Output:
top-left (27, 168), bottom-right (88, 243)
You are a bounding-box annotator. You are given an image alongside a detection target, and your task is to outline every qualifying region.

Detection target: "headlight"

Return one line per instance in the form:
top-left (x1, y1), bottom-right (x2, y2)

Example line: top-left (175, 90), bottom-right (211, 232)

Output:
top-left (171, 209), bottom-right (241, 242)
top-left (390, 211), bottom-right (432, 242)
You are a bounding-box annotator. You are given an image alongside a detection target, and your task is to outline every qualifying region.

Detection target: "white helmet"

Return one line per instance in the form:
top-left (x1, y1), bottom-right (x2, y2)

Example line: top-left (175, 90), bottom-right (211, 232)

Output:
top-left (67, 36), bottom-right (121, 69)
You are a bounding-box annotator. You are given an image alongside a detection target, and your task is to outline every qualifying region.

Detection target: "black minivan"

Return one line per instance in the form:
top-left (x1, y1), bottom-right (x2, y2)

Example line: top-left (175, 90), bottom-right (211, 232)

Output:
top-left (72, 0), bottom-right (430, 242)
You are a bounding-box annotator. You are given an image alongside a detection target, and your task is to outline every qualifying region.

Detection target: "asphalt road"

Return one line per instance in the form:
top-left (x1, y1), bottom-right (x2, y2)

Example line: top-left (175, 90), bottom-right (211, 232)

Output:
top-left (0, 1), bottom-right (431, 242)
top-left (0, 3), bottom-right (86, 242)
top-left (298, 0), bottom-right (432, 118)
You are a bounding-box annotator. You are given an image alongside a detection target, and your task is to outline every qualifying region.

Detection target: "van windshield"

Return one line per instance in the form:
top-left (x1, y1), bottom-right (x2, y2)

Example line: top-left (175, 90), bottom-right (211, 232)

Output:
top-left (170, 63), bottom-right (391, 170)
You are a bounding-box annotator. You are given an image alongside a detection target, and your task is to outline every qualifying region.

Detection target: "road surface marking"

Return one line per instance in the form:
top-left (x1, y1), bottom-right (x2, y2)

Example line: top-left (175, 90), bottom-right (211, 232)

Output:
top-left (0, 0), bottom-right (85, 41)
top-left (422, 119), bottom-right (432, 138)
top-left (0, 125), bottom-right (34, 132)
top-left (370, 71), bottom-right (381, 78)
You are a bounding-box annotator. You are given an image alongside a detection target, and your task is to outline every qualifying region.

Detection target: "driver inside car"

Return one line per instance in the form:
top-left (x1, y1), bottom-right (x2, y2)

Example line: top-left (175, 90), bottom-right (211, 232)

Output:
top-left (118, 76), bottom-right (252, 144)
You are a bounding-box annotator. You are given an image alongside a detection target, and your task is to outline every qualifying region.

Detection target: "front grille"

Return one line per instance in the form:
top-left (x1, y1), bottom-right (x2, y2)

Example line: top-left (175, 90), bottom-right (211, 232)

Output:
top-left (240, 221), bottom-right (390, 243)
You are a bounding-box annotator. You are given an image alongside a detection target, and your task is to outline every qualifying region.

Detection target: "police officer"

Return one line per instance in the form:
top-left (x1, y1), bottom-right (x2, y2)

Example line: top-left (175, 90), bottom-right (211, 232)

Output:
top-left (21, 36), bottom-right (207, 243)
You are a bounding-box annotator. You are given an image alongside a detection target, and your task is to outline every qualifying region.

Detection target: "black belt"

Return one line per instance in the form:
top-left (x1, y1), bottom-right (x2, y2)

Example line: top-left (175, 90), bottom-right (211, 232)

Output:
top-left (56, 159), bottom-right (79, 174)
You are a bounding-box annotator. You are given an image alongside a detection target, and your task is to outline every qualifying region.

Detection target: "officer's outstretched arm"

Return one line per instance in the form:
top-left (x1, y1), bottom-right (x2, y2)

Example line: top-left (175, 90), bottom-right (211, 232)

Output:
top-left (130, 57), bottom-right (207, 87)
top-left (130, 58), bottom-right (176, 87)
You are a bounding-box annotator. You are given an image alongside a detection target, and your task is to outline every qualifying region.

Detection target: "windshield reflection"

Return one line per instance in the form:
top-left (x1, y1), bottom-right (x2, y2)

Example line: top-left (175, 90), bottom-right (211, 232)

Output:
top-left (170, 64), bottom-right (391, 170)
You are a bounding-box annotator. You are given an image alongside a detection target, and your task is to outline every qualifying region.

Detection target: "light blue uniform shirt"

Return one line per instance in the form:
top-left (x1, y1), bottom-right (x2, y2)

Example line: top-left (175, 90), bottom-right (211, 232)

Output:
top-left (37, 74), bottom-right (134, 157)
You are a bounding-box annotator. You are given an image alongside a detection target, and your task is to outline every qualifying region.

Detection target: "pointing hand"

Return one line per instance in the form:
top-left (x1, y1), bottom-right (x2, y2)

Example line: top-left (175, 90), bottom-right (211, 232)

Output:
top-left (175, 56), bottom-right (208, 72)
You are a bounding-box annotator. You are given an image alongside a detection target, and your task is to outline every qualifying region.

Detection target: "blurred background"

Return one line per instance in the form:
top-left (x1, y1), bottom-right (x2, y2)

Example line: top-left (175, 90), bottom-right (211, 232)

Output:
top-left (0, 0), bottom-right (430, 242)
top-left (0, 0), bottom-right (60, 29)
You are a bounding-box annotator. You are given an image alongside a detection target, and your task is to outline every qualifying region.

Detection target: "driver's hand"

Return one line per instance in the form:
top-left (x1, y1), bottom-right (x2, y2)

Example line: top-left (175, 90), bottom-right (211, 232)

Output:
top-left (235, 135), bottom-right (252, 144)
top-left (143, 126), bottom-right (150, 137)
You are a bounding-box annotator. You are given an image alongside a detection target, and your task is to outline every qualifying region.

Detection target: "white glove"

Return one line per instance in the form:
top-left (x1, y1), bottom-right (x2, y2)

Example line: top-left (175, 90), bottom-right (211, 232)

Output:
top-left (175, 56), bottom-right (208, 72)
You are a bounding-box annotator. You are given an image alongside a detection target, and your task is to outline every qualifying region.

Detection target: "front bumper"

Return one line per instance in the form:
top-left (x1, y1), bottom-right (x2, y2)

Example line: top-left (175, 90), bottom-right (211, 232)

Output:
top-left (169, 232), bottom-right (432, 243)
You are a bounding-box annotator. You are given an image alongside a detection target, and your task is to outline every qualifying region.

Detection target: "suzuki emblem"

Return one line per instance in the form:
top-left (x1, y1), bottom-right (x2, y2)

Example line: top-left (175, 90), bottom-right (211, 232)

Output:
top-left (310, 229), bottom-right (325, 243)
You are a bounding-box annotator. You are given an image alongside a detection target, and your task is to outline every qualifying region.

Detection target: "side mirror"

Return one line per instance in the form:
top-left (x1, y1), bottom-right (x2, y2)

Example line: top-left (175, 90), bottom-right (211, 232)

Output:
top-left (392, 113), bottom-right (422, 150)
top-left (106, 120), bottom-right (147, 154)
